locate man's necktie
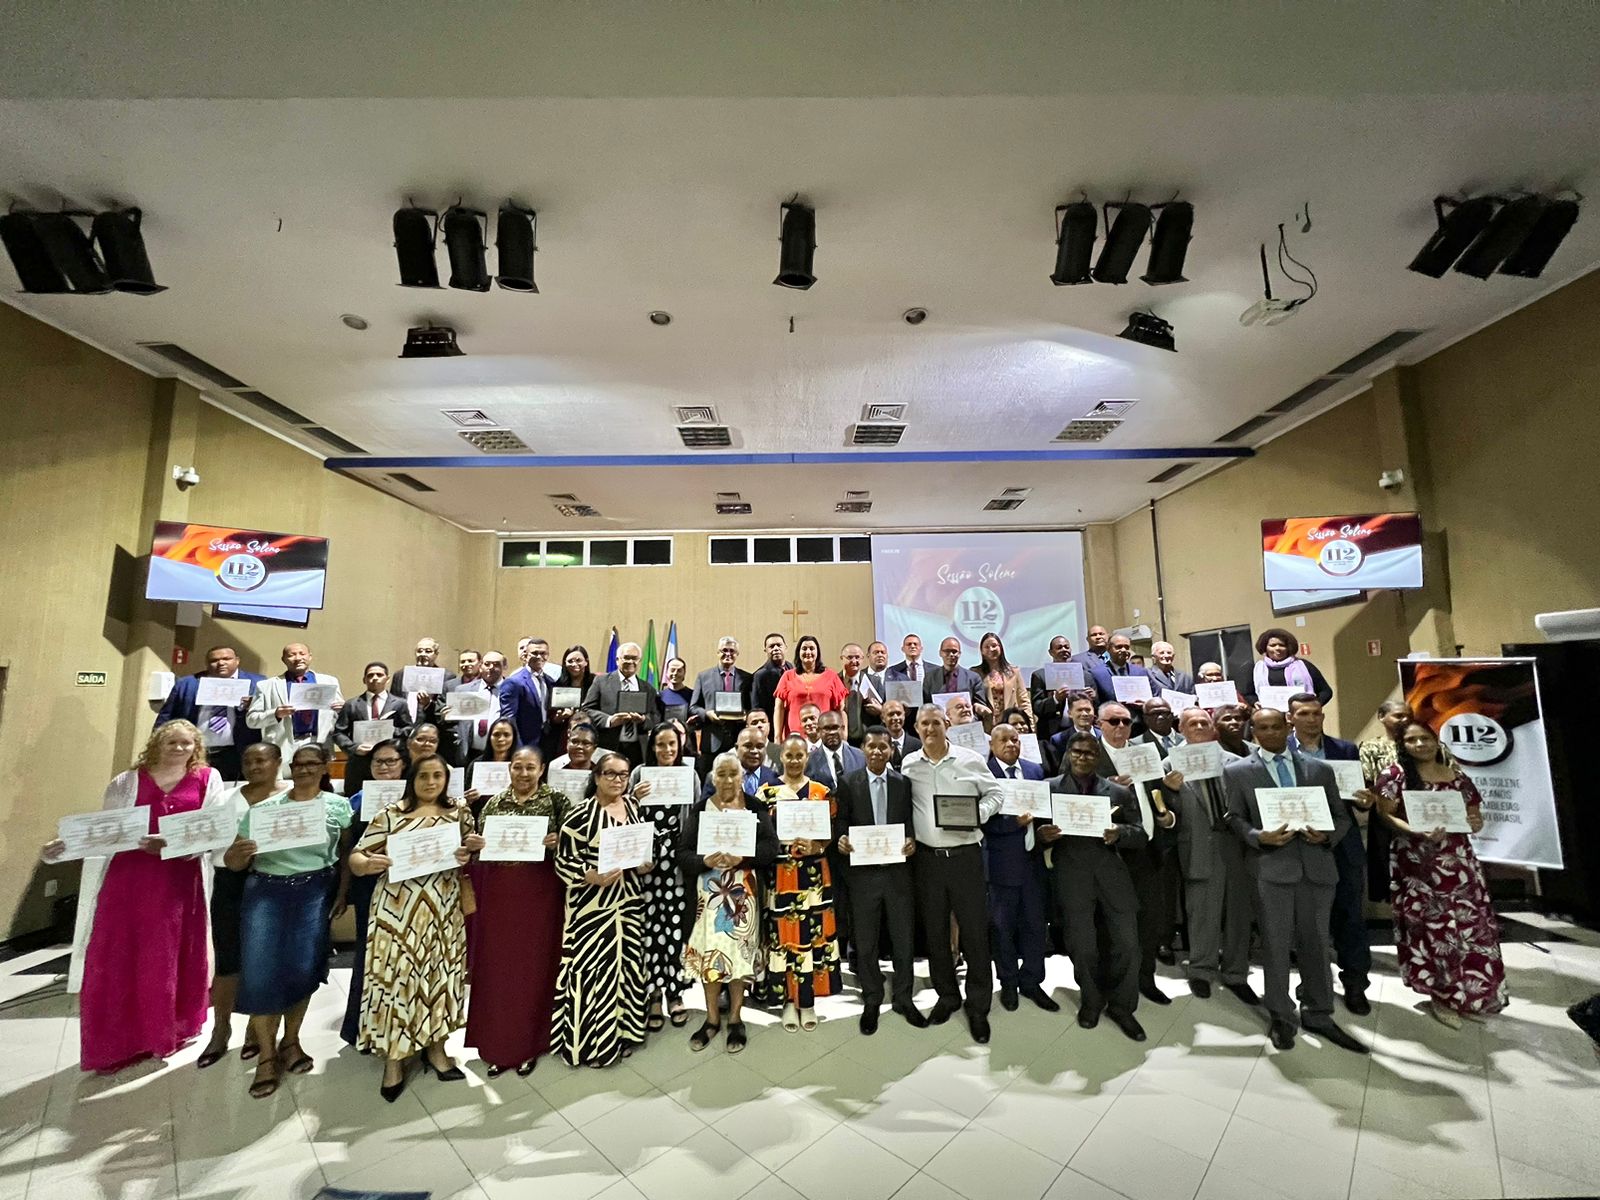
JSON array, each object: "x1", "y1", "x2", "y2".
[
  {"x1": 1272, "y1": 754, "x2": 1294, "y2": 788},
  {"x1": 744, "y1": 771, "x2": 758, "y2": 796},
  {"x1": 909, "y1": 663, "x2": 919, "y2": 682},
  {"x1": 872, "y1": 774, "x2": 886, "y2": 825},
  {"x1": 723, "y1": 670, "x2": 733, "y2": 691},
  {"x1": 206, "y1": 708, "x2": 229, "y2": 736},
  {"x1": 831, "y1": 750, "x2": 844, "y2": 786},
  {"x1": 1204, "y1": 778, "x2": 1228, "y2": 830}
]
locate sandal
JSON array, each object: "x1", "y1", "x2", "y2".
[
  {"x1": 668, "y1": 1005, "x2": 690, "y2": 1028},
  {"x1": 239, "y1": 1040, "x2": 261, "y2": 1062},
  {"x1": 248, "y1": 1058, "x2": 280, "y2": 1099},
  {"x1": 646, "y1": 1011, "x2": 667, "y2": 1033},
  {"x1": 800, "y1": 1007, "x2": 819, "y2": 1031},
  {"x1": 690, "y1": 1021, "x2": 722, "y2": 1051},
  {"x1": 726, "y1": 1022, "x2": 747, "y2": 1054},
  {"x1": 197, "y1": 1041, "x2": 229, "y2": 1070},
  {"x1": 782, "y1": 1003, "x2": 800, "y2": 1033},
  {"x1": 279, "y1": 1040, "x2": 314, "y2": 1075}
]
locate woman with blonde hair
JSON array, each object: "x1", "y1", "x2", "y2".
[{"x1": 41, "y1": 719, "x2": 226, "y2": 1072}]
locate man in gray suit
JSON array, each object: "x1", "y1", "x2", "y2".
[
  {"x1": 1223, "y1": 708, "x2": 1367, "y2": 1054},
  {"x1": 922, "y1": 637, "x2": 989, "y2": 720},
  {"x1": 1169, "y1": 708, "x2": 1257, "y2": 1005},
  {"x1": 689, "y1": 636, "x2": 753, "y2": 759},
  {"x1": 1146, "y1": 641, "x2": 1195, "y2": 697},
  {"x1": 580, "y1": 642, "x2": 661, "y2": 768}
]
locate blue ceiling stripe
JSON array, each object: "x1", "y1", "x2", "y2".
[{"x1": 325, "y1": 446, "x2": 1251, "y2": 471}]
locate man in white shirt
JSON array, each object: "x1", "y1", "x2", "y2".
[{"x1": 901, "y1": 704, "x2": 1003, "y2": 1044}]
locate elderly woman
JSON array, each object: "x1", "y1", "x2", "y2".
[
  {"x1": 630, "y1": 723, "x2": 699, "y2": 1031},
  {"x1": 43, "y1": 720, "x2": 226, "y2": 1072},
  {"x1": 1247, "y1": 628, "x2": 1333, "y2": 706},
  {"x1": 226, "y1": 743, "x2": 352, "y2": 1097},
  {"x1": 679, "y1": 753, "x2": 779, "y2": 1052}
]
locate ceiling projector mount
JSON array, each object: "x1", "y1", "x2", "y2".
[{"x1": 1241, "y1": 219, "x2": 1318, "y2": 327}]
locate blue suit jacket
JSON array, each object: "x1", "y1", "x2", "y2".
[
  {"x1": 1290, "y1": 732, "x2": 1359, "y2": 761},
  {"x1": 984, "y1": 754, "x2": 1046, "y2": 886},
  {"x1": 701, "y1": 763, "x2": 781, "y2": 802},
  {"x1": 498, "y1": 667, "x2": 546, "y2": 748},
  {"x1": 807, "y1": 743, "x2": 866, "y2": 790},
  {"x1": 1084, "y1": 659, "x2": 1151, "y2": 707},
  {"x1": 154, "y1": 671, "x2": 265, "y2": 747}
]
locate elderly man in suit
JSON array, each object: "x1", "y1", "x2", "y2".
[
  {"x1": 1223, "y1": 707, "x2": 1366, "y2": 1054},
  {"x1": 246, "y1": 642, "x2": 343, "y2": 776},
  {"x1": 923, "y1": 637, "x2": 988, "y2": 719},
  {"x1": 1146, "y1": 642, "x2": 1195, "y2": 698},
  {"x1": 858, "y1": 641, "x2": 892, "y2": 725},
  {"x1": 985, "y1": 723, "x2": 1058, "y2": 1013},
  {"x1": 333, "y1": 661, "x2": 413, "y2": 793},
  {"x1": 581, "y1": 641, "x2": 661, "y2": 767},
  {"x1": 1169, "y1": 708, "x2": 1259, "y2": 1004},
  {"x1": 690, "y1": 636, "x2": 754, "y2": 759},
  {"x1": 835, "y1": 728, "x2": 925, "y2": 1034},
  {"x1": 156, "y1": 644, "x2": 264, "y2": 781},
  {"x1": 807, "y1": 711, "x2": 867, "y2": 790}
]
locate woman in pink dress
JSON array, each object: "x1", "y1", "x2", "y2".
[
  {"x1": 1364, "y1": 719, "x2": 1508, "y2": 1028},
  {"x1": 772, "y1": 634, "x2": 848, "y2": 739},
  {"x1": 44, "y1": 720, "x2": 224, "y2": 1072}
]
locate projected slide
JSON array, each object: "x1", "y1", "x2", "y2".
[{"x1": 871, "y1": 532, "x2": 1086, "y2": 664}]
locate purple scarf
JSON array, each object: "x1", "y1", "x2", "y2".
[{"x1": 1254, "y1": 655, "x2": 1313, "y2": 696}]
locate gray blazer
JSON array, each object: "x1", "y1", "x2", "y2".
[
  {"x1": 580, "y1": 672, "x2": 662, "y2": 754},
  {"x1": 1172, "y1": 776, "x2": 1233, "y2": 880},
  {"x1": 1222, "y1": 750, "x2": 1350, "y2": 886},
  {"x1": 688, "y1": 665, "x2": 753, "y2": 757}
]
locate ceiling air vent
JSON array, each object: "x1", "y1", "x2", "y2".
[
  {"x1": 715, "y1": 491, "x2": 752, "y2": 515},
  {"x1": 984, "y1": 497, "x2": 1026, "y2": 511},
  {"x1": 862, "y1": 403, "x2": 906, "y2": 421},
  {"x1": 848, "y1": 421, "x2": 906, "y2": 446},
  {"x1": 1053, "y1": 418, "x2": 1121, "y2": 442},
  {"x1": 458, "y1": 428, "x2": 530, "y2": 453},
  {"x1": 137, "y1": 342, "x2": 247, "y2": 390},
  {"x1": 1088, "y1": 399, "x2": 1138, "y2": 417},
  {"x1": 230, "y1": 390, "x2": 311, "y2": 426},
  {"x1": 553, "y1": 503, "x2": 601, "y2": 519},
  {"x1": 675, "y1": 405, "x2": 720, "y2": 424},
  {"x1": 835, "y1": 500, "x2": 873, "y2": 514},
  {"x1": 1147, "y1": 463, "x2": 1194, "y2": 484},
  {"x1": 441, "y1": 408, "x2": 497, "y2": 427},
  {"x1": 1215, "y1": 414, "x2": 1278, "y2": 443},
  {"x1": 302, "y1": 427, "x2": 365, "y2": 455},
  {"x1": 1326, "y1": 329, "x2": 1426, "y2": 377},
  {"x1": 546, "y1": 492, "x2": 579, "y2": 502},
  {"x1": 1266, "y1": 376, "x2": 1341, "y2": 415},
  {"x1": 678, "y1": 424, "x2": 734, "y2": 448},
  {"x1": 387, "y1": 473, "x2": 436, "y2": 493}
]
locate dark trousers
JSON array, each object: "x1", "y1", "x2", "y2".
[
  {"x1": 1330, "y1": 826, "x2": 1372, "y2": 995},
  {"x1": 339, "y1": 873, "x2": 377, "y2": 1045},
  {"x1": 207, "y1": 744, "x2": 245, "y2": 783},
  {"x1": 989, "y1": 866, "x2": 1048, "y2": 990},
  {"x1": 1052, "y1": 852, "x2": 1140, "y2": 1017},
  {"x1": 1258, "y1": 875, "x2": 1336, "y2": 1029},
  {"x1": 848, "y1": 866, "x2": 916, "y2": 1010},
  {"x1": 829, "y1": 847, "x2": 853, "y2": 966},
  {"x1": 1124, "y1": 843, "x2": 1168, "y2": 986},
  {"x1": 914, "y1": 843, "x2": 992, "y2": 1017}
]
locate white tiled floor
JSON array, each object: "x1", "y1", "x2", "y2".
[{"x1": 3, "y1": 934, "x2": 1599, "y2": 1200}]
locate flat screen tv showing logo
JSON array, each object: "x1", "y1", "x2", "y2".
[
  {"x1": 147, "y1": 522, "x2": 329, "y2": 609},
  {"x1": 1261, "y1": 513, "x2": 1422, "y2": 592}
]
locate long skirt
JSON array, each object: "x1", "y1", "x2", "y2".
[
  {"x1": 1391, "y1": 834, "x2": 1508, "y2": 1014},
  {"x1": 359, "y1": 870, "x2": 468, "y2": 1059},
  {"x1": 238, "y1": 868, "x2": 336, "y2": 1016},
  {"x1": 465, "y1": 861, "x2": 565, "y2": 1067},
  {"x1": 210, "y1": 866, "x2": 248, "y2": 977},
  {"x1": 551, "y1": 888, "x2": 648, "y2": 1067},
  {"x1": 339, "y1": 872, "x2": 377, "y2": 1045}
]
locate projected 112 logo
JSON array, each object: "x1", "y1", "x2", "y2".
[{"x1": 953, "y1": 587, "x2": 1004, "y2": 643}]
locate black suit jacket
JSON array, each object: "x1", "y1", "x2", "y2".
[
  {"x1": 833, "y1": 767, "x2": 914, "y2": 875},
  {"x1": 1045, "y1": 773, "x2": 1148, "y2": 865},
  {"x1": 689, "y1": 666, "x2": 754, "y2": 758},
  {"x1": 333, "y1": 691, "x2": 413, "y2": 789}
]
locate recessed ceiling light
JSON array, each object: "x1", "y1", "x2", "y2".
[
  {"x1": 902, "y1": 307, "x2": 928, "y2": 325},
  {"x1": 340, "y1": 313, "x2": 369, "y2": 330},
  {"x1": 648, "y1": 310, "x2": 672, "y2": 326}
]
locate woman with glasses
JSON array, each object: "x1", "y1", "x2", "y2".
[
  {"x1": 348, "y1": 753, "x2": 484, "y2": 1100},
  {"x1": 336, "y1": 739, "x2": 407, "y2": 1047},
  {"x1": 405, "y1": 723, "x2": 442, "y2": 765},
  {"x1": 630, "y1": 723, "x2": 699, "y2": 1032},
  {"x1": 226, "y1": 743, "x2": 352, "y2": 1098},
  {"x1": 552, "y1": 751, "x2": 653, "y2": 1066},
  {"x1": 466, "y1": 745, "x2": 566, "y2": 1076},
  {"x1": 772, "y1": 634, "x2": 848, "y2": 741}
]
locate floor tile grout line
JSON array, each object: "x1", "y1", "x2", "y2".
[{"x1": 1337, "y1": 1011, "x2": 1376, "y2": 1200}]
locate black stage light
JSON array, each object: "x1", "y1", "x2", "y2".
[
  {"x1": 494, "y1": 203, "x2": 539, "y2": 293},
  {"x1": 1091, "y1": 202, "x2": 1153, "y2": 284},
  {"x1": 1454, "y1": 195, "x2": 1546, "y2": 279},
  {"x1": 443, "y1": 206, "x2": 490, "y2": 292},
  {"x1": 1141, "y1": 201, "x2": 1194, "y2": 284},
  {"x1": 773, "y1": 201, "x2": 817, "y2": 290},
  {"x1": 393, "y1": 207, "x2": 440, "y2": 288},
  {"x1": 92, "y1": 207, "x2": 166, "y2": 294},
  {"x1": 1407, "y1": 196, "x2": 1497, "y2": 278},
  {"x1": 1050, "y1": 201, "x2": 1096, "y2": 285},
  {"x1": 0, "y1": 212, "x2": 71, "y2": 293},
  {"x1": 1118, "y1": 311, "x2": 1176, "y2": 352},
  {"x1": 32, "y1": 212, "x2": 110, "y2": 293},
  {"x1": 400, "y1": 324, "x2": 464, "y2": 358},
  {"x1": 1498, "y1": 198, "x2": 1580, "y2": 278}
]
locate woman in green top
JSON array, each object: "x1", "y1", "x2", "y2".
[{"x1": 224, "y1": 743, "x2": 352, "y2": 1098}]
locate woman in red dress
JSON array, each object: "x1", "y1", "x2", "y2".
[
  {"x1": 1364, "y1": 720, "x2": 1508, "y2": 1028},
  {"x1": 772, "y1": 634, "x2": 848, "y2": 740}
]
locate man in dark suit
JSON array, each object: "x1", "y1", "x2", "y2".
[
  {"x1": 403, "y1": 636, "x2": 459, "y2": 690},
  {"x1": 886, "y1": 633, "x2": 929, "y2": 687},
  {"x1": 334, "y1": 661, "x2": 414, "y2": 792},
  {"x1": 581, "y1": 641, "x2": 661, "y2": 767},
  {"x1": 858, "y1": 641, "x2": 892, "y2": 726},
  {"x1": 749, "y1": 632, "x2": 790, "y2": 725},
  {"x1": 923, "y1": 637, "x2": 988, "y2": 719},
  {"x1": 1286, "y1": 693, "x2": 1372, "y2": 1016},
  {"x1": 154, "y1": 644, "x2": 263, "y2": 781},
  {"x1": 835, "y1": 728, "x2": 926, "y2": 1033},
  {"x1": 690, "y1": 636, "x2": 754, "y2": 759},
  {"x1": 1070, "y1": 625, "x2": 1113, "y2": 671},
  {"x1": 1147, "y1": 641, "x2": 1195, "y2": 698},
  {"x1": 1084, "y1": 634, "x2": 1153, "y2": 710},
  {"x1": 881, "y1": 701, "x2": 921, "y2": 768},
  {"x1": 1045, "y1": 694, "x2": 1098, "y2": 775},
  {"x1": 707, "y1": 726, "x2": 780, "y2": 801},
  {"x1": 838, "y1": 643, "x2": 869, "y2": 745},
  {"x1": 807, "y1": 712, "x2": 867, "y2": 790},
  {"x1": 1223, "y1": 707, "x2": 1366, "y2": 1053},
  {"x1": 498, "y1": 650, "x2": 547, "y2": 751},
  {"x1": 1041, "y1": 732, "x2": 1149, "y2": 1041},
  {"x1": 985, "y1": 724, "x2": 1058, "y2": 1013},
  {"x1": 436, "y1": 651, "x2": 498, "y2": 767},
  {"x1": 1028, "y1": 634, "x2": 1076, "y2": 742}
]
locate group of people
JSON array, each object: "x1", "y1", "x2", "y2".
[{"x1": 47, "y1": 621, "x2": 1508, "y2": 1097}]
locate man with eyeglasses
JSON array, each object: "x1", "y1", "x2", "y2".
[
  {"x1": 690, "y1": 637, "x2": 753, "y2": 758},
  {"x1": 581, "y1": 642, "x2": 661, "y2": 768},
  {"x1": 499, "y1": 634, "x2": 548, "y2": 752}
]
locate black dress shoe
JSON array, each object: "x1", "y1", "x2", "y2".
[
  {"x1": 1189, "y1": 978, "x2": 1212, "y2": 999},
  {"x1": 1227, "y1": 982, "x2": 1262, "y2": 1007},
  {"x1": 1343, "y1": 990, "x2": 1372, "y2": 1017},
  {"x1": 1000, "y1": 985, "x2": 1020, "y2": 1012},
  {"x1": 1109, "y1": 1011, "x2": 1147, "y2": 1042},
  {"x1": 1077, "y1": 1004, "x2": 1103, "y2": 1030},
  {"x1": 1022, "y1": 986, "x2": 1061, "y2": 1013},
  {"x1": 928, "y1": 1001, "x2": 959, "y2": 1026},
  {"x1": 1156, "y1": 945, "x2": 1176, "y2": 966},
  {"x1": 1305, "y1": 1020, "x2": 1370, "y2": 1055},
  {"x1": 895, "y1": 1004, "x2": 929, "y2": 1029},
  {"x1": 859, "y1": 1007, "x2": 880, "y2": 1036},
  {"x1": 1140, "y1": 981, "x2": 1172, "y2": 1006},
  {"x1": 968, "y1": 1012, "x2": 991, "y2": 1044},
  {"x1": 1269, "y1": 1020, "x2": 1297, "y2": 1051}
]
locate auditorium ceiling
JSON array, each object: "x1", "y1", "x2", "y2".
[{"x1": 2, "y1": 0, "x2": 1597, "y2": 532}]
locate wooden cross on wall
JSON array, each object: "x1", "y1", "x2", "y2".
[{"x1": 783, "y1": 599, "x2": 809, "y2": 643}]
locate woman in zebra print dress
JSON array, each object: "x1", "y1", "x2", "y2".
[{"x1": 552, "y1": 752, "x2": 652, "y2": 1067}]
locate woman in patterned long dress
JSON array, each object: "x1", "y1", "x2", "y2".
[
  {"x1": 349, "y1": 753, "x2": 484, "y2": 1100},
  {"x1": 1363, "y1": 720, "x2": 1507, "y2": 1028},
  {"x1": 552, "y1": 752, "x2": 652, "y2": 1067},
  {"x1": 630, "y1": 723, "x2": 698, "y2": 1032},
  {"x1": 751, "y1": 734, "x2": 840, "y2": 1031},
  {"x1": 678, "y1": 753, "x2": 779, "y2": 1053},
  {"x1": 465, "y1": 745, "x2": 566, "y2": 1076}
]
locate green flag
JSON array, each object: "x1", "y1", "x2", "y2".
[{"x1": 641, "y1": 619, "x2": 659, "y2": 689}]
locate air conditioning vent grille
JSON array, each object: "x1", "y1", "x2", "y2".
[
  {"x1": 984, "y1": 497, "x2": 1026, "y2": 511},
  {"x1": 678, "y1": 424, "x2": 733, "y2": 448},
  {"x1": 388, "y1": 472, "x2": 436, "y2": 493},
  {"x1": 458, "y1": 428, "x2": 531, "y2": 453},
  {"x1": 835, "y1": 500, "x2": 873, "y2": 514},
  {"x1": 230, "y1": 390, "x2": 311, "y2": 426},
  {"x1": 1215, "y1": 414, "x2": 1277, "y2": 443},
  {"x1": 715, "y1": 502, "x2": 753, "y2": 515},
  {"x1": 303, "y1": 427, "x2": 366, "y2": 455},
  {"x1": 675, "y1": 405, "x2": 720, "y2": 424},
  {"x1": 1147, "y1": 463, "x2": 1194, "y2": 484},
  {"x1": 862, "y1": 403, "x2": 906, "y2": 421},
  {"x1": 1327, "y1": 329, "x2": 1426, "y2": 377},
  {"x1": 1053, "y1": 418, "x2": 1121, "y2": 442},
  {"x1": 1267, "y1": 377, "x2": 1341, "y2": 414},
  {"x1": 848, "y1": 422, "x2": 905, "y2": 446},
  {"x1": 138, "y1": 342, "x2": 246, "y2": 390},
  {"x1": 554, "y1": 503, "x2": 601, "y2": 518},
  {"x1": 441, "y1": 408, "x2": 496, "y2": 427},
  {"x1": 1089, "y1": 399, "x2": 1137, "y2": 417}
]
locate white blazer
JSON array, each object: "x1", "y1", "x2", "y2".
[
  {"x1": 68, "y1": 766, "x2": 226, "y2": 993},
  {"x1": 246, "y1": 673, "x2": 343, "y2": 775}
]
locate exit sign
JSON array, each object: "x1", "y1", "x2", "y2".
[{"x1": 76, "y1": 671, "x2": 108, "y2": 687}]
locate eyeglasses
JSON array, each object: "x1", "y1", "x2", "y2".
[
  {"x1": 372, "y1": 756, "x2": 403, "y2": 766},
  {"x1": 1101, "y1": 717, "x2": 1132, "y2": 727},
  {"x1": 598, "y1": 769, "x2": 631, "y2": 780}
]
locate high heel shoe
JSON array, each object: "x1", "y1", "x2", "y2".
[
  {"x1": 380, "y1": 1063, "x2": 408, "y2": 1103},
  {"x1": 421, "y1": 1055, "x2": 466, "y2": 1082}
]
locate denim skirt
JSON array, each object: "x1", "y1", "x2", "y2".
[{"x1": 237, "y1": 867, "x2": 335, "y2": 1016}]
